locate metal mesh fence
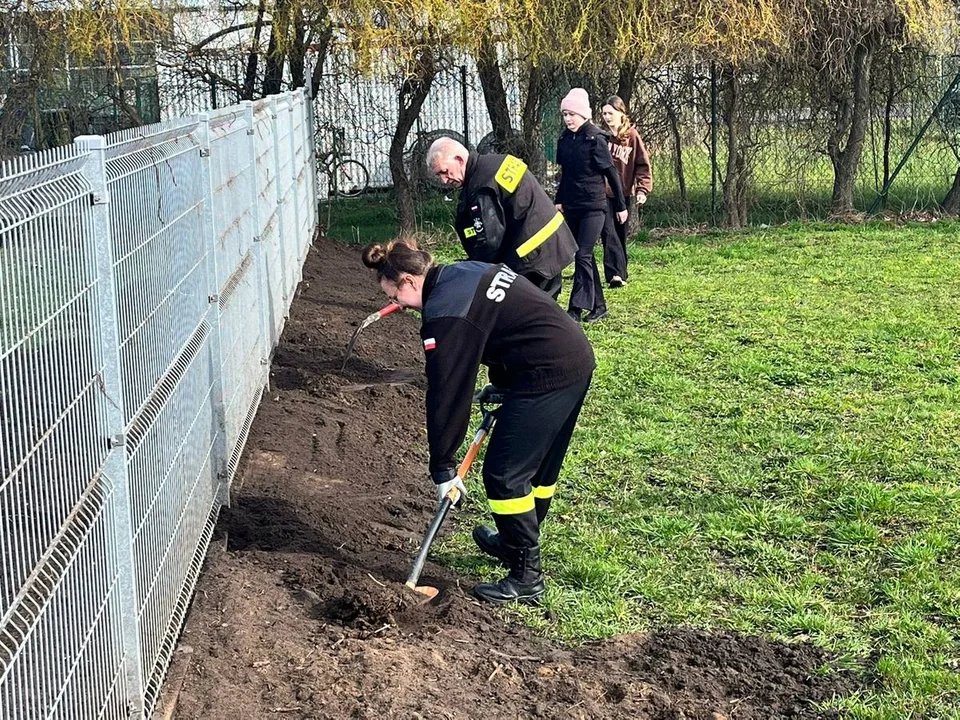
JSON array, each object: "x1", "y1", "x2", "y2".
[
  {"x1": 625, "y1": 57, "x2": 960, "y2": 223},
  {"x1": 310, "y1": 52, "x2": 503, "y2": 194},
  {"x1": 156, "y1": 45, "x2": 960, "y2": 224},
  {"x1": 0, "y1": 88, "x2": 316, "y2": 719}
]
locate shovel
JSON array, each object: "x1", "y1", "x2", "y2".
[
  {"x1": 405, "y1": 406, "x2": 498, "y2": 601},
  {"x1": 340, "y1": 302, "x2": 401, "y2": 371}
]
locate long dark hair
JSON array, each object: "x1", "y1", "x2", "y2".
[
  {"x1": 361, "y1": 236, "x2": 433, "y2": 282},
  {"x1": 603, "y1": 95, "x2": 632, "y2": 143}
]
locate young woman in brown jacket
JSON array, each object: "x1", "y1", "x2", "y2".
[{"x1": 600, "y1": 95, "x2": 653, "y2": 287}]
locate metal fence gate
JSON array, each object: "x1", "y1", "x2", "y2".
[{"x1": 0, "y1": 88, "x2": 317, "y2": 719}]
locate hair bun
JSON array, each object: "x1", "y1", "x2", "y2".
[{"x1": 362, "y1": 243, "x2": 387, "y2": 269}]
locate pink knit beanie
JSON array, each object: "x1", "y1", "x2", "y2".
[{"x1": 560, "y1": 88, "x2": 591, "y2": 120}]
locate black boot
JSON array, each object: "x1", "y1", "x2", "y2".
[
  {"x1": 584, "y1": 306, "x2": 609, "y2": 323},
  {"x1": 473, "y1": 545, "x2": 545, "y2": 605},
  {"x1": 473, "y1": 525, "x2": 510, "y2": 567}
]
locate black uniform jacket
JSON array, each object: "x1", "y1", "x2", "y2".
[
  {"x1": 555, "y1": 122, "x2": 627, "y2": 215},
  {"x1": 455, "y1": 153, "x2": 576, "y2": 279},
  {"x1": 420, "y1": 261, "x2": 595, "y2": 484}
]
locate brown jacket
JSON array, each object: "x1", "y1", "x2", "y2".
[{"x1": 606, "y1": 125, "x2": 652, "y2": 197}]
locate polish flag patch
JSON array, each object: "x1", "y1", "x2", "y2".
[{"x1": 423, "y1": 338, "x2": 437, "y2": 351}]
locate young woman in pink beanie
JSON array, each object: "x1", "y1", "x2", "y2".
[{"x1": 555, "y1": 88, "x2": 627, "y2": 323}]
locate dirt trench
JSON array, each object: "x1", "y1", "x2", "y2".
[{"x1": 169, "y1": 237, "x2": 858, "y2": 720}]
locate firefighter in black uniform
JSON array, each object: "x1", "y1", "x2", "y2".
[
  {"x1": 361, "y1": 238, "x2": 595, "y2": 605},
  {"x1": 427, "y1": 137, "x2": 577, "y2": 300}
]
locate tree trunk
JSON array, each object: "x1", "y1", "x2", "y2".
[
  {"x1": 112, "y1": 65, "x2": 145, "y2": 129},
  {"x1": 0, "y1": 78, "x2": 40, "y2": 155},
  {"x1": 390, "y1": 51, "x2": 436, "y2": 233},
  {"x1": 474, "y1": 36, "x2": 522, "y2": 155},
  {"x1": 829, "y1": 40, "x2": 874, "y2": 215},
  {"x1": 720, "y1": 69, "x2": 747, "y2": 227},
  {"x1": 940, "y1": 166, "x2": 960, "y2": 215},
  {"x1": 262, "y1": 2, "x2": 288, "y2": 97},
  {"x1": 647, "y1": 76, "x2": 686, "y2": 204},
  {"x1": 308, "y1": 16, "x2": 334, "y2": 99},
  {"x1": 882, "y1": 57, "x2": 895, "y2": 190},
  {"x1": 616, "y1": 60, "x2": 639, "y2": 108},
  {"x1": 242, "y1": 0, "x2": 268, "y2": 100},
  {"x1": 288, "y1": 10, "x2": 307, "y2": 90},
  {"x1": 520, "y1": 60, "x2": 550, "y2": 179},
  {"x1": 667, "y1": 103, "x2": 686, "y2": 205},
  {"x1": 0, "y1": 19, "x2": 51, "y2": 154}
]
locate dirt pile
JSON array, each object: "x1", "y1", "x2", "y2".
[{"x1": 171, "y1": 238, "x2": 857, "y2": 719}]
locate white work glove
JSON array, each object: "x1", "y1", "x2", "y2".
[
  {"x1": 636, "y1": 191, "x2": 648, "y2": 205},
  {"x1": 436, "y1": 476, "x2": 467, "y2": 508}
]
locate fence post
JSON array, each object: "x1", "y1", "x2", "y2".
[
  {"x1": 287, "y1": 93, "x2": 304, "y2": 279},
  {"x1": 244, "y1": 100, "x2": 272, "y2": 388},
  {"x1": 197, "y1": 114, "x2": 230, "y2": 507},
  {"x1": 75, "y1": 134, "x2": 146, "y2": 720},
  {"x1": 270, "y1": 95, "x2": 292, "y2": 317},
  {"x1": 461, "y1": 65, "x2": 469, "y2": 147},
  {"x1": 304, "y1": 54, "x2": 321, "y2": 217},
  {"x1": 710, "y1": 62, "x2": 718, "y2": 223}
]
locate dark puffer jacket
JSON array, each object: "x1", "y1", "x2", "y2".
[
  {"x1": 555, "y1": 122, "x2": 626, "y2": 215},
  {"x1": 455, "y1": 153, "x2": 576, "y2": 280}
]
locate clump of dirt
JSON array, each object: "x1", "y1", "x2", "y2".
[{"x1": 170, "y1": 237, "x2": 860, "y2": 720}]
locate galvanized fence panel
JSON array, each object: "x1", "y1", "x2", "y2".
[
  {"x1": 102, "y1": 118, "x2": 221, "y2": 709},
  {"x1": 252, "y1": 99, "x2": 288, "y2": 349},
  {"x1": 207, "y1": 106, "x2": 268, "y2": 481},
  {"x1": 0, "y1": 146, "x2": 138, "y2": 720},
  {"x1": 293, "y1": 94, "x2": 316, "y2": 259},
  {"x1": 0, "y1": 89, "x2": 317, "y2": 720}
]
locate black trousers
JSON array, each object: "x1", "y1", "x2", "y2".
[
  {"x1": 566, "y1": 211, "x2": 606, "y2": 313},
  {"x1": 482, "y1": 376, "x2": 591, "y2": 550},
  {"x1": 523, "y1": 271, "x2": 562, "y2": 301},
  {"x1": 601, "y1": 196, "x2": 632, "y2": 282}
]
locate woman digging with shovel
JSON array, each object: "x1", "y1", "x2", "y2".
[{"x1": 362, "y1": 238, "x2": 595, "y2": 605}]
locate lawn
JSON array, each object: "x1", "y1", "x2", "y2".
[{"x1": 329, "y1": 210, "x2": 960, "y2": 718}]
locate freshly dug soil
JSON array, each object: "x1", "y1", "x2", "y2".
[{"x1": 171, "y1": 237, "x2": 858, "y2": 719}]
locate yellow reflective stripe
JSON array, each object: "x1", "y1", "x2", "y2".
[
  {"x1": 533, "y1": 485, "x2": 556, "y2": 499},
  {"x1": 516, "y1": 212, "x2": 564, "y2": 257},
  {"x1": 488, "y1": 492, "x2": 535, "y2": 515}
]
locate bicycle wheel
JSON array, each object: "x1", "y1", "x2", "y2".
[
  {"x1": 332, "y1": 159, "x2": 369, "y2": 197},
  {"x1": 477, "y1": 129, "x2": 522, "y2": 155},
  {"x1": 405, "y1": 129, "x2": 468, "y2": 193}
]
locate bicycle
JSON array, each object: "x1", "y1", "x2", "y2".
[{"x1": 316, "y1": 125, "x2": 369, "y2": 197}]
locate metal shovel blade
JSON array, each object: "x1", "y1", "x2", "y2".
[
  {"x1": 340, "y1": 303, "x2": 401, "y2": 372},
  {"x1": 404, "y1": 580, "x2": 439, "y2": 603}
]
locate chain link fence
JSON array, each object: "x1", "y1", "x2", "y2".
[
  {"x1": 155, "y1": 46, "x2": 960, "y2": 226},
  {"x1": 624, "y1": 56, "x2": 960, "y2": 224},
  {"x1": 0, "y1": 88, "x2": 316, "y2": 720}
]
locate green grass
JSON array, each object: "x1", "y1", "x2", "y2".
[
  {"x1": 321, "y1": 190, "x2": 456, "y2": 245},
  {"x1": 420, "y1": 221, "x2": 960, "y2": 719}
]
